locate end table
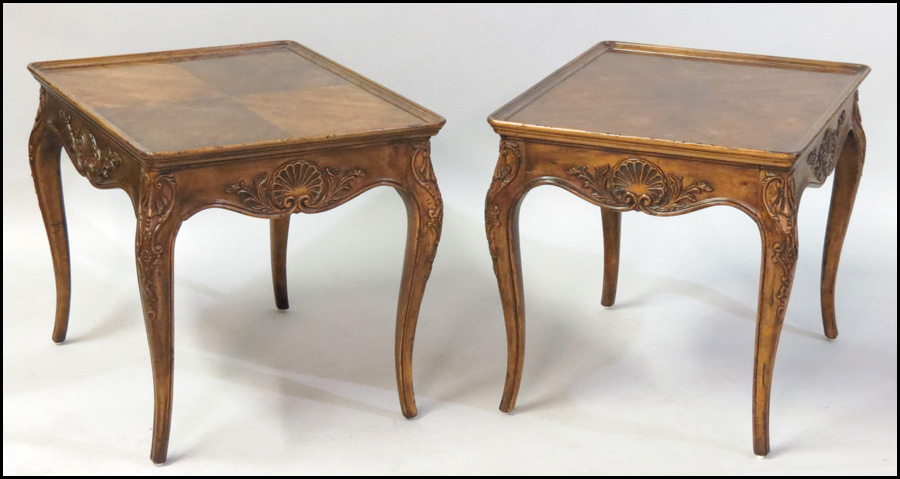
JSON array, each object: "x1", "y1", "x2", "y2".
[
  {"x1": 28, "y1": 41, "x2": 445, "y2": 463},
  {"x1": 485, "y1": 41, "x2": 869, "y2": 456}
]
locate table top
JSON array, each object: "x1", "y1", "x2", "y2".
[
  {"x1": 29, "y1": 41, "x2": 444, "y2": 161},
  {"x1": 489, "y1": 41, "x2": 868, "y2": 165}
]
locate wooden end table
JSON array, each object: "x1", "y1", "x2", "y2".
[
  {"x1": 28, "y1": 41, "x2": 445, "y2": 463},
  {"x1": 484, "y1": 41, "x2": 869, "y2": 456}
]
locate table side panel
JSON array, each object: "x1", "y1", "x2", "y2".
[
  {"x1": 795, "y1": 93, "x2": 857, "y2": 188},
  {"x1": 516, "y1": 139, "x2": 763, "y2": 216},
  {"x1": 163, "y1": 141, "x2": 428, "y2": 220},
  {"x1": 39, "y1": 90, "x2": 144, "y2": 200}
]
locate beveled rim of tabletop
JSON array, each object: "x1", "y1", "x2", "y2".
[
  {"x1": 28, "y1": 41, "x2": 446, "y2": 165},
  {"x1": 488, "y1": 41, "x2": 870, "y2": 167}
]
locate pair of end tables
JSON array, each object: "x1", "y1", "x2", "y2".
[{"x1": 27, "y1": 41, "x2": 869, "y2": 463}]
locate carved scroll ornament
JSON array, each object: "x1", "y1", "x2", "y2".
[
  {"x1": 136, "y1": 173, "x2": 176, "y2": 322},
  {"x1": 411, "y1": 144, "x2": 443, "y2": 264},
  {"x1": 806, "y1": 110, "x2": 846, "y2": 182},
  {"x1": 761, "y1": 172, "x2": 798, "y2": 325},
  {"x1": 58, "y1": 110, "x2": 122, "y2": 182},
  {"x1": 485, "y1": 140, "x2": 522, "y2": 276}
]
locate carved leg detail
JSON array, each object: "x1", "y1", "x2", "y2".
[
  {"x1": 821, "y1": 102, "x2": 866, "y2": 339},
  {"x1": 600, "y1": 209, "x2": 621, "y2": 307},
  {"x1": 486, "y1": 140, "x2": 526, "y2": 412},
  {"x1": 30, "y1": 92, "x2": 70, "y2": 343},
  {"x1": 135, "y1": 172, "x2": 179, "y2": 464},
  {"x1": 753, "y1": 173, "x2": 799, "y2": 457},
  {"x1": 270, "y1": 216, "x2": 290, "y2": 310},
  {"x1": 394, "y1": 144, "x2": 442, "y2": 418}
]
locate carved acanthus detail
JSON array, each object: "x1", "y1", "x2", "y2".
[
  {"x1": 491, "y1": 140, "x2": 522, "y2": 190},
  {"x1": 225, "y1": 160, "x2": 366, "y2": 215},
  {"x1": 761, "y1": 172, "x2": 798, "y2": 325},
  {"x1": 485, "y1": 140, "x2": 522, "y2": 276},
  {"x1": 136, "y1": 173, "x2": 176, "y2": 323},
  {"x1": 806, "y1": 110, "x2": 846, "y2": 182},
  {"x1": 567, "y1": 157, "x2": 713, "y2": 213},
  {"x1": 58, "y1": 109, "x2": 122, "y2": 182},
  {"x1": 411, "y1": 144, "x2": 443, "y2": 264}
]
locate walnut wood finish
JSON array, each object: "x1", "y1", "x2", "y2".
[
  {"x1": 28, "y1": 41, "x2": 444, "y2": 464},
  {"x1": 485, "y1": 41, "x2": 869, "y2": 456}
]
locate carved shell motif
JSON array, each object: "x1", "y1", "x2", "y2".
[
  {"x1": 612, "y1": 159, "x2": 667, "y2": 206},
  {"x1": 271, "y1": 161, "x2": 325, "y2": 209},
  {"x1": 226, "y1": 160, "x2": 366, "y2": 215},
  {"x1": 567, "y1": 157, "x2": 712, "y2": 213}
]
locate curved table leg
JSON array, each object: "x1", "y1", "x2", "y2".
[
  {"x1": 485, "y1": 140, "x2": 528, "y2": 413},
  {"x1": 393, "y1": 144, "x2": 442, "y2": 418},
  {"x1": 487, "y1": 191, "x2": 527, "y2": 413},
  {"x1": 29, "y1": 98, "x2": 70, "y2": 344},
  {"x1": 135, "y1": 172, "x2": 180, "y2": 464},
  {"x1": 753, "y1": 173, "x2": 800, "y2": 457},
  {"x1": 821, "y1": 102, "x2": 866, "y2": 339},
  {"x1": 270, "y1": 216, "x2": 291, "y2": 310},
  {"x1": 600, "y1": 209, "x2": 621, "y2": 307}
]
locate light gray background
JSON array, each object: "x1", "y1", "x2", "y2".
[{"x1": 3, "y1": 3, "x2": 897, "y2": 475}]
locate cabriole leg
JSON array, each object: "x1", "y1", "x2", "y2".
[
  {"x1": 393, "y1": 144, "x2": 442, "y2": 418},
  {"x1": 29, "y1": 91, "x2": 70, "y2": 343},
  {"x1": 135, "y1": 172, "x2": 180, "y2": 464},
  {"x1": 485, "y1": 140, "x2": 527, "y2": 412},
  {"x1": 753, "y1": 172, "x2": 800, "y2": 456},
  {"x1": 821, "y1": 101, "x2": 866, "y2": 339}
]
